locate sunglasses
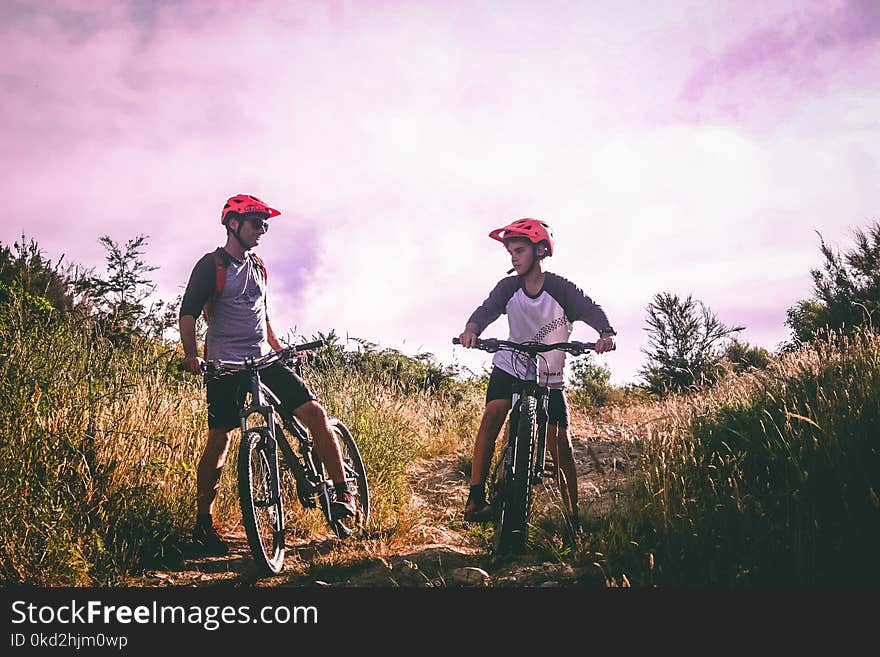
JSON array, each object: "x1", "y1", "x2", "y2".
[{"x1": 245, "y1": 217, "x2": 269, "y2": 232}]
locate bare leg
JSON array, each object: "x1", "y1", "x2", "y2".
[
  {"x1": 470, "y1": 399, "x2": 512, "y2": 486},
  {"x1": 196, "y1": 428, "x2": 233, "y2": 515},
  {"x1": 294, "y1": 400, "x2": 346, "y2": 484},
  {"x1": 546, "y1": 423, "x2": 579, "y2": 520}
]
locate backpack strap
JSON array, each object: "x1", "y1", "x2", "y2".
[
  {"x1": 202, "y1": 248, "x2": 234, "y2": 360},
  {"x1": 203, "y1": 248, "x2": 233, "y2": 325},
  {"x1": 249, "y1": 252, "x2": 267, "y2": 284},
  {"x1": 214, "y1": 249, "x2": 229, "y2": 296}
]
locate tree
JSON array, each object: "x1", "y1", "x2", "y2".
[
  {"x1": 305, "y1": 330, "x2": 460, "y2": 393},
  {"x1": 0, "y1": 235, "x2": 76, "y2": 315},
  {"x1": 786, "y1": 220, "x2": 880, "y2": 344},
  {"x1": 640, "y1": 292, "x2": 744, "y2": 397},
  {"x1": 142, "y1": 295, "x2": 182, "y2": 343},
  {"x1": 569, "y1": 354, "x2": 612, "y2": 406},
  {"x1": 723, "y1": 338, "x2": 771, "y2": 374},
  {"x1": 75, "y1": 234, "x2": 159, "y2": 340}
]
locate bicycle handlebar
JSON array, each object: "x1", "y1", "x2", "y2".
[
  {"x1": 179, "y1": 339, "x2": 326, "y2": 374},
  {"x1": 452, "y1": 337, "x2": 605, "y2": 355}
]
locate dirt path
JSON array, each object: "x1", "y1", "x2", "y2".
[{"x1": 126, "y1": 413, "x2": 641, "y2": 588}]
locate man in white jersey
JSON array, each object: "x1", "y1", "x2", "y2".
[{"x1": 457, "y1": 218, "x2": 616, "y2": 532}]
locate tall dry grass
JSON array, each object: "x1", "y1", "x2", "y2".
[
  {"x1": 583, "y1": 328, "x2": 880, "y2": 586},
  {"x1": 10, "y1": 283, "x2": 876, "y2": 587},
  {"x1": 0, "y1": 303, "x2": 198, "y2": 584},
  {"x1": 0, "y1": 294, "x2": 482, "y2": 584}
]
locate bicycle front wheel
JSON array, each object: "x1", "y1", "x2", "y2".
[
  {"x1": 238, "y1": 427, "x2": 286, "y2": 574},
  {"x1": 494, "y1": 395, "x2": 536, "y2": 554}
]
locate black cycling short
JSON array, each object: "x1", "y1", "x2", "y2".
[
  {"x1": 205, "y1": 361, "x2": 316, "y2": 431},
  {"x1": 485, "y1": 366, "x2": 569, "y2": 428}
]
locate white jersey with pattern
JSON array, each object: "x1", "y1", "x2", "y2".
[{"x1": 467, "y1": 272, "x2": 613, "y2": 388}]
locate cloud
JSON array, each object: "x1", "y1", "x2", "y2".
[
  {"x1": 677, "y1": 0, "x2": 880, "y2": 124},
  {"x1": 1, "y1": 1, "x2": 878, "y2": 387}
]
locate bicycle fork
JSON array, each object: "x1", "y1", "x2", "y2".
[
  {"x1": 532, "y1": 392, "x2": 549, "y2": 485},
  {"x1": 510, "y1": 389, "x2": 550, "y2": 486},
  {"x1": 506, "y1": 392, "x2": 522, "y2": 479},
  {"x1": 250, "y1": 415, "x2": 284, "y2": 511},
  {"x1": 242, "y1": 378, "x2": 284, "y2": 515},
  {"x1": 506, "y1": 393, "x2": 534, "y2": 481}
]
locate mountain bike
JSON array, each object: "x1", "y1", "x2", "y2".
[
  {"x1": 199, "y1": 340, "x2": 370, "y2": 575},
  {"x1": 453, "y1": 337, "x2": 598, "y2": 554}
]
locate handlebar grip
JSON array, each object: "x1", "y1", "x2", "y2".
[
  {"x1": 294, "y1": 339, "x2": 325, "y2": 352},
  {"x1": 452, "y1": 336, "x2": 500, "y2": 351}
]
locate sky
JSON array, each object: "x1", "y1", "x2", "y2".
[{"x1": 2, "y1": 0, "x2": 878, "y2": 385}]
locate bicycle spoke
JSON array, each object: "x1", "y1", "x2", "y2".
[{"x1": 239, "y1": 428, "x2": 286, "y2": 575}]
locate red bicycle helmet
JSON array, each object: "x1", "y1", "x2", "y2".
[
  {"x1": 220, "y1": 194, "x2": 281, "y2": 225},
  {"x1": 489, "y1": 218, "x2": 554, "y2": 256}
]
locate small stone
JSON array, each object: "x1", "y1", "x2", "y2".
[{"x1": 450, "y1": 567, "x2": 491, "y2": 586}]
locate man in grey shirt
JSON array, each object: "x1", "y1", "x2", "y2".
[{"x1": 179, "y1": 194, "x2": 355, "y2": 554}]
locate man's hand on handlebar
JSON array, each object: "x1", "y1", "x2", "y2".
[
  {"x1": 181, "y1": 354, "x2": 204, "y2": 375},
  {"x1": 287, "y1": 350, "x2": 312, "y2": 366}
]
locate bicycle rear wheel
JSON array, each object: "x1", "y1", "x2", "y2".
[
  {"x1": 316, "y1": 419, "x2": 370, "y2": 539},
  {"x1": 494, "y1": 395, "x2": 536, "y2": 554},
  {"x1": 238, "y1": 427, "x2": 286, "y2": 574}
]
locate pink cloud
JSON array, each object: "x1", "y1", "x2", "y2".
[{"x1": 676, "y1": 0, "x2": 880, "y2": 124}]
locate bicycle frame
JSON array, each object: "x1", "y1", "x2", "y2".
[
  {"x1": 231, "y1": 352, "x2": 336, "y2": 516},
  {"x1": 256, "y1": 381, "x2": 335, "y2": 513}
]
